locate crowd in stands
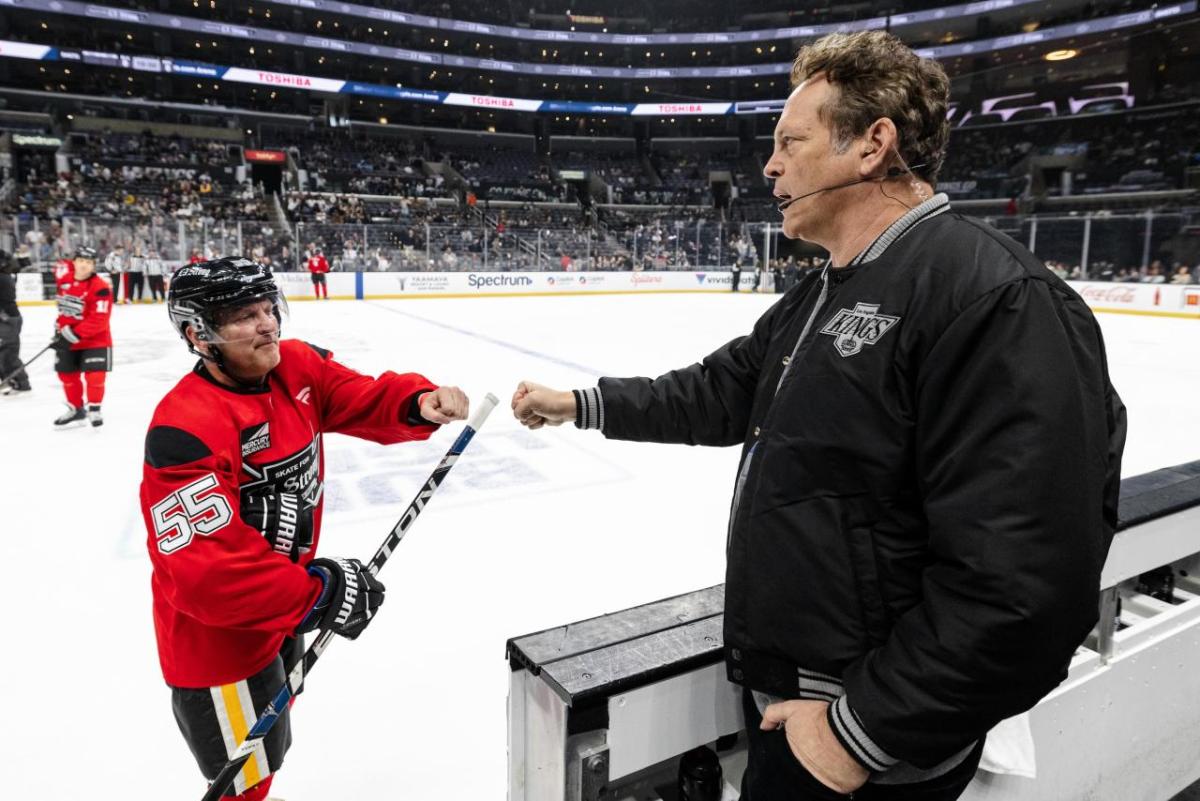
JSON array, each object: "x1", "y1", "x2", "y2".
[
  {"x1": 938, "y1": 101, "x2": 1200, "y2": 199},
  {"x1": 266, "y1": 131, "x2": 455, "y2": 199},
  {"x1": 5, "y1": 169, "x2": 269, "y2": 224},
  {"x1": 5, "y1": 107, "x2": 1199, "y2": 276},
  {"x1": 450, "y1": 146, "x2": 564, "y2": 203},
  {"x1": 650, "y1": 151, "x2": 734, "y2": 206},
  {"x1": 72, "y1": 131, "x2": 230, "y2": 169},
  {"x1": 1045, "y1": 259, "x2": 1200, "y2": 283}
]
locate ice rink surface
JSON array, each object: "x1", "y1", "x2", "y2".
[{"x1": 1, "y1": 292, "x2": 1195, "y2": 800}]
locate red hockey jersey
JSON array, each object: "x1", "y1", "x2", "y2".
[
  {"x1": 55, "y1": 272, "x2": 113, "y2": 349},
  {"x1": 306, "y1": 254, "x2": 330, "y2": 274},
  {"x1": 141, "y1": 340, "x2": 438, "y2": 687},
  {"x1": 53, "y1": 259, "x2": 73, "y2": 287}
]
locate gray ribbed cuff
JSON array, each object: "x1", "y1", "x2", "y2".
[
  {"x1": 828, "y1": 694, "x2": 900, "y2": 773},
  {"x1": 572, "y1": 386, "x2": 605, "y2": 431}
]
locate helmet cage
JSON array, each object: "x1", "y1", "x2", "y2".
[{"x1": 166, "y1": 257, "x2": 287, "y2": 357}]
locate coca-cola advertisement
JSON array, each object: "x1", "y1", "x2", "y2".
[{"x1": 1078, "y1": 285, "x2": 1139, "y2": 305}]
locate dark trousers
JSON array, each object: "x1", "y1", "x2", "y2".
[
  {"x1": 0, "y1": 315, "x2": 29, "y2": 388},
  {"x1": 740, "y1": 690, "x2": 983, "y2": 801},
  {"x1": 111, "y1": 272, "x2": 123, "y2": 301},
  {"x1": 126, "y1": 271, "x2": 145, "y2": 301},
  {"x1": 148, "y1": 275, "x2": 165, "y2": 301}
]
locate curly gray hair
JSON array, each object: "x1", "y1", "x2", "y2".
[{"x1": 791, "y1": 30, "x2": 951, "y2": 184}]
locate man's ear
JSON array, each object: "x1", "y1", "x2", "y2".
[
  {"x1": 184, "y1": 325, "x2": 209, "y2": 355},
  {"x1": 859, "y1": 117, "x2": 897, "y2": 178}
]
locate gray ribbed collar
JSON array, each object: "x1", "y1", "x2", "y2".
[{"x1": 846, "y1": 192, "x2": 951, "y2": 267}]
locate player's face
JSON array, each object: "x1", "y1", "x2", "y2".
[
  {"x1": 74, "y1": 258, "x2": 95, "y2": 278},
  {"x1": 764, "y1": 75, "x2": 861, "y2": 240},
  {"x1": 212, "y1": 299, "x2": 281, "y2": 379}
]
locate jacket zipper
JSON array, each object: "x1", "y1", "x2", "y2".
[
  {"x1": 728, "y1": 267, "x2": 833, "y2": 554},
  {"x1": 775, "y1": 265, "x2": 830, "y2": 395},
  {"x1": 727, "y1": 441, "x2": 758, "y2": 554}
]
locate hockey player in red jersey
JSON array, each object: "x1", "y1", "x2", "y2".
[
  {"x1": 51, "y1": 245, "x2": 112, "y2": 427},
  {"x1": 142, "y1": 257, "x2": 469, "y2": 800},
  {"x1": 306, "y1": 248, "x2": 330, "y2": 300},
  {"x1": 53, "y1": 256, "x2": 74, "y2": 288}
]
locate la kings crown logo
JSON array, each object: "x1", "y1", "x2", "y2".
[{"x1": 820, "y1": 302, "x2": 900, "y2": 358}]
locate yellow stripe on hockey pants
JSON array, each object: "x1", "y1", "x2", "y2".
[{"x1": 211, "y1": 680, "x2": 269, "y2": 794}]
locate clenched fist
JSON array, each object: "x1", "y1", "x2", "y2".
[
  {"x1": 511, "y1": 381, "x2": 576, "y2": 430},
  {"x1": 419, "y1": 386, "x2": 470, "y2": 424}
]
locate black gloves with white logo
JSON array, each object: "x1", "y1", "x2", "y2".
[
  {"x1": 50, "y1": 328, "x2": 77, "y2": 352},
  {"x1": 242, "y1": 491, "x2": 314, "y2": 562},
  {"x1": 297, "y1": 557, "x2": 386, "y2": 640}
]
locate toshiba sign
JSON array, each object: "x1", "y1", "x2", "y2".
[
  {"x1": 221, "y1": 67, "x2": 346, "y2": 93},
  {"x1": 244, "y1": 150, "x2": 287, "y2": 164},
  {"x1": 630, "y1": 102, "x2": 733, "y2": 116}
]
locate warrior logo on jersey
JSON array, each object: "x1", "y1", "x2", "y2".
[
  {"x1": 819, "y1": 303, "x2": 900, "y2": 358},
  {"x1": 57, "y1": 293, "x2": 86, "y2": 318},
  {"x1": 241, "y1": 437, "x2": 323, "y2": 509},
  {"x1": 240, "y1": 422, "x2": 272, "y2": 457}
]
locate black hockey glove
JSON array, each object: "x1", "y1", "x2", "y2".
[
  {"x1": 297, "y1": 557, "x2": 385, "y2": 640},
  {"x1": 50, "y1": 329, "x2": 76, "y2": 352},
  {"x1": 241, "y1": 490, "x2": 314, "y2": 562}
]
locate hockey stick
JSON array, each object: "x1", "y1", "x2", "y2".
[
  {"x1": 0, "y1": 343, "x2": 51, "y2": 389},
  {"x1": 200, "y1": 392, "x2": 500, "y2": 801}
]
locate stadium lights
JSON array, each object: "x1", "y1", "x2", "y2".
[
  {"x1": 1045, "y1": 49, "x2": 1079, "y2": 60},
  {"x1": 379, "y1": 116, "x2": 388, "y2": 124}
]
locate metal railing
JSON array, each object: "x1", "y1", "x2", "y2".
[{"x1": 3, "y1": 208, "x2": 1194, "y2": 277}]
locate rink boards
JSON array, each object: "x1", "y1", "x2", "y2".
[{"x1": 16, "y1": 271, "x2": 1200, "y2": 318}]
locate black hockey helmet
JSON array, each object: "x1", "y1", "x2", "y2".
[
  {"x1": 74, "y1": 245, "x2": 98, "y2": 261},
  {"x1": 167, "y1": 257, "x2": 287, "y2": 358}
]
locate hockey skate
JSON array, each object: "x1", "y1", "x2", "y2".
[
  {"x1": 53, "y1": 405, "x2": 86, "y2": 428},
  {"x1": 87, "y1": 405, "x2": 103, "y2": 427}
]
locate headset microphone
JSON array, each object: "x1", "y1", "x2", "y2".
[{"x1": 777, "y1": 163, "x2": 927, "y2": 211}]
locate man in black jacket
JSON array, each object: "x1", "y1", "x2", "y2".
[
  {"x1": 0, "y1": 250, "x2": 31, "y2": 394},
  {"x1": 512, "y1": 30, "x2": 1126, "y2": 801}
]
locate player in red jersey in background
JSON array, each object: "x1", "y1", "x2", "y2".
[
  {"x1": 306, "y1": 247, "x2": 330, "y2": 300},
  {"x1": 53, "y1": 256, "x2": 74, "y2": 288},
  {"x1": 50, "y1": 245, "x2": 112, "y2": 428},
  {"x1": 142, "y1": 257, "x2": 469, "y2": 800}
]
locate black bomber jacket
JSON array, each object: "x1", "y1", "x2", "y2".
[{"x1": 592, "y1": 210, "x2": 1127, "y2": 771}]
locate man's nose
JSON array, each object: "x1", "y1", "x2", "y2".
[{"x1": 763, "y1": 154, "x2": 783, "y2": 180}]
